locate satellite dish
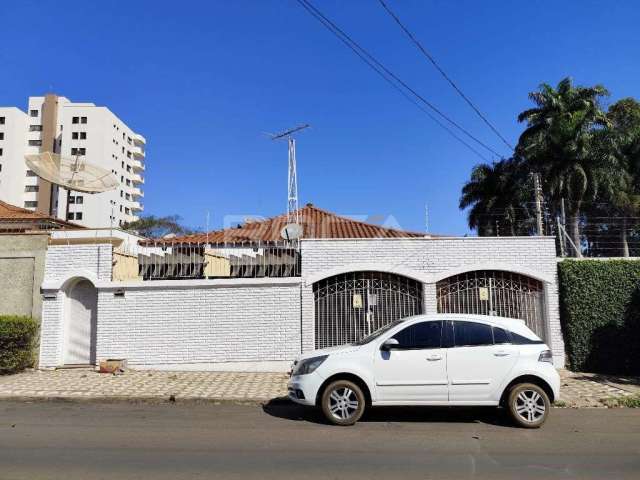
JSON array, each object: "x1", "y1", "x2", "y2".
[
  {"x1": 25, "y1": 152, "x2": 118, "y2": 193},
  {"x1": 281, "y1": 223, "x2": 303, "y2": 241}
]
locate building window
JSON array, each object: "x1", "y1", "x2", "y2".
[
  {"x1": 24, "y1": 201, "x2": 38, "y2": 208},
  {"x1": 121, "y1": 161, "x2": 124, "y2": 168},
  {"x1": 80, "y1": 132, "x2": 87, "y2": 139},
  {"x1": 127, "y1": 151, "x2": 131, "y2": 158},
  {"x1": 125, "y1": 193, "x2": 130, "y2": 200},
  {"x1": 72, "y1": 116, "x2": 79, "y2": 124},
  {"x1": 0, "y1": 164, "x2": 2, "y2": 172},
  {"x1": 0, "y1": 132, "x2": 4, "y2": 140},
  {"x1": 125, "y1": 208, "x2": 130, "y2": 215},
  {"x1": 28, "y1": 140, "x2": 42, "y2": 146},
  {"x1": 67, "y1": 212, "x2": 74, "y2": 220},
  {"x1": 120, "y1": 190, "x2": 123, "y2": 197},
  {"x1": 126, "y1": 166, "x2": 131, "y2": 172},
  {"x1": 25, "y1": 185, "x2": 39, "y2": 192},
  {"x1": 69, "y1": 196, "x2": 75, "y2": 204},
  {"x1": 75, "y1": 212, "x2": 83, "y2": 220},
  {"x1": 29, "y1": 125, "x2": 42, "y2": 132},
  {"x1": 0, "y1": 148, "x2": 3, "y2": 156},
  {"x1": 76, "y1": 196, "x2": 83, "y2": 204},
  {"x1": 120, "y1": 205, "x2": 123, "y2": 212},
  {"x1": 72, "y1": 132, "x2": 78, "y2": 140},
  {"x1": 30, "y1": 110, "x2": 38, "y2": 117},
  {"x1": 0, "y1": 117, "x2": 5, "y2": 124},
  {"x1": 71, "y1": 147, "x2": 86, "y2": 156},
  {"x1": 26, "y1": 170, "x2": 37, "y2": 176},
  {"x1": 126, "y1": 179, "x2": 131, "y2": 186},
  {"x1": 80, "y1": 116, "x2": 87, "y2": 124},
  {"x1": 120, "y1": 176, "x2": 124, "y2": 182}
]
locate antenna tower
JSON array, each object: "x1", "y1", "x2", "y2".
[{"x1": 271, "y1": 124, "x2": 310, "y2": 225}]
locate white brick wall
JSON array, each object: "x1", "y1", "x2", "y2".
[
  {"x1": 39, "y1": 237, "x2": 565, "y2": 369},
  {"x1": 44, "y1": 244, "x2": 112, "y2": 284},
  {"x1": 40, "y1": 244, "x2": 113, "y2": 367},
  {"x1": 96, "y1": 282, "x2": 301, "y2": 367},
  {"x1": 300, "y1": 237, "x2": 564, "y2": 366}
]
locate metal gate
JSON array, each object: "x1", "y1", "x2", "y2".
[
  {"x1": 314, "y1": 271, "x2": 423, "y2": 349},
  {"x1": 436, "y1": 270, "x2": 547, "y2": 340}
]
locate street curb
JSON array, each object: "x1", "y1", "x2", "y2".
[{"x1": 0, "y1": 395, "x2": 292, "y2": 406}]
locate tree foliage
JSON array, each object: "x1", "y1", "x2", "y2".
[
  {"x1": 460, "y1": 78, "x2": 640, "y2": 257},
  {"x1": 122, "y1": 215, "x2": 198, "y2": 239}
]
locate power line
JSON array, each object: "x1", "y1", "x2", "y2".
[
  {"x1": 296, "y1": 0, "x2": 502, "y2": 160},
  {"x1": 377, "y1": 0, "x2": 514, "y2": 152}
]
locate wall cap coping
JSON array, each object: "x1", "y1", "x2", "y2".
[
  {"x1": 301, "y1": 236, "x2": 556, "y2": 242},
  {"x1": 42, "y1": 275, "x2": 302, "y2": 291},
  {"x1": 305, "y1": 262, "x2": 554, "y2": 285}
]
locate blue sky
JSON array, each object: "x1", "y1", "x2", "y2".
[{"x1": 2, "y1": 1, "x2": 639, "y2": 234}]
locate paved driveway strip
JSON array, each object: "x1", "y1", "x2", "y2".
[{"x1": 1, "y1": 368, "x2": 638, "y2": 406}]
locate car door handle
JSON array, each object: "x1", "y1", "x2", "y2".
[
  {"x1": 426, "y1": 354, "x2": 442, "y2": 361},
  {"x1": 494, "y1": 351, "x2": 510, "y2": 357}
]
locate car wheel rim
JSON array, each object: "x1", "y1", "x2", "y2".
[
  {"x1": 515, "y1": 389, "x2": 546, "y2": 423},
  {"x1": 328, "y1": 387, "x2": 359, "y2": 421}
]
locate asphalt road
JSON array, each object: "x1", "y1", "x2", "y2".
[{"x1": 0, "y1": 400, "x2": 638, "y2": 480}]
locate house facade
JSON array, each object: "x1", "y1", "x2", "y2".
[{"x1": 37, "y1": 205, "x2": 564, "y2": 370}]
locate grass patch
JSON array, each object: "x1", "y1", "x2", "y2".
[{"x1": 602, "y1": 395, "x2": 640, "y2": 408}]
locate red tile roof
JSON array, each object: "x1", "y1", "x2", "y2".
[
  {"x1": 151, "y1": 204, "x2": 429, "y2": 244},
  {"x1": 0, "y1": 200, "x2": 80, "y2": 229}
]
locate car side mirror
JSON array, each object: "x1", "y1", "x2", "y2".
[{"x1": 381, "y1": 338, "x2": 399, "y2": 351}]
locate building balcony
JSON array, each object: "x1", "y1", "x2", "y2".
[
  {"x1": 130, "y1": 187, "x2": 144, "y2": 198},
  {"x1": 131, "y1": 159, "x2": 145, "y2": 171},
  {"x1": 131, "y1": 201, "x2": 144, "y2": 211},
  {"x1": 132, "y1": 146, "x2": 145, "y2": 158},
  {"x1": 131, "y1": 173, "x2": 144, "y2": 184},
  {"x1": 133, "y1": 133, "x2": 146, "y2": 145}
]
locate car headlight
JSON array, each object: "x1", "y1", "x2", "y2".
[{"x1": 292, "y1": 355, "x2": 328, "y2": 376}]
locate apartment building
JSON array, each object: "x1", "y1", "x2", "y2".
[{"x1": 0, "y1": 94, "x2": 146, "y2": 228}]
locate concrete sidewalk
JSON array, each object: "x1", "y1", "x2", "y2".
[{"x1": 0, "y1": 368, "x2": 637, "y2": 406}]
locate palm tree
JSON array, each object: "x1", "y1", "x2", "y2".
[
  {"x1": 459, "y1": 157, "x2": 534, "y2": 236},
  {"x1": 516, "y1": 77, "x2": 610, "y2": 256},
  {"x1": 602, "y1": 98, "x2": 640, "y2": 256}
]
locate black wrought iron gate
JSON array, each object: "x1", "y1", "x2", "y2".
[
  {"x1": 313, "y1": 271, "x2": 423, "y2": 349},
  {"x1": 436, "y1": 270, "x2": 547, "y2": 340}
]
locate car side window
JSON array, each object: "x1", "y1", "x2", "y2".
[
  {"x1": 392, "y1": 321, "x2": 442, "y2": 349},
  {"x1": 453, "y1": 321, "x2": 493, "y2": 347},
  {"x1": 492, "y1": 327, "x2": 511, "y2": 344}
]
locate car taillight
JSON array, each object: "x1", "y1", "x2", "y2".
[{"x1": 538, "y1": 350, "x2": 553, "y2": 363}]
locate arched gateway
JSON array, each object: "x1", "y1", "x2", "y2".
[
  {"x1": 436, "y1": 270, "x2": 547, "y2": 340},
  {"x1": 63, "y1": 278, "x2": 98, "y2": 365},
  {"x1": 313, "y1": 271, "x2": 423, "y2": 349}
]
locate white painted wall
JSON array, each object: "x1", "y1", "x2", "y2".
[
  {"x1": 300, "y1": 237, "x2": 564, "y2": 366},
  {"x1": 39, "y1": 244, "x2": 302, "y2": 370},
  {"x1": 39, "y1": 236, "x2": 564, "y2": 370}
]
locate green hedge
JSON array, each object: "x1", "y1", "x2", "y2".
[
  {"x1": 558, "y1": 260, "x2": 640, "y2": 375},
  {"x1": 0, "y1": 316, "x2": 38, "y2": 374}
]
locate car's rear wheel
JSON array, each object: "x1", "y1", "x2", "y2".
[
  {"x1": 320, "y1": 380, "x2": 366, "y2": 426},
  {"x1": 507, "y1": 383, "x2": 550, "y2": 428}
]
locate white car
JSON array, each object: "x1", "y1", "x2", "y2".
[{"x1": 288, "y1": 314, "x2": 560, "y2": 428}]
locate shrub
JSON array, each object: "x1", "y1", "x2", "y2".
[
  {"x1": 558, "y1": 260, "x2": 640, "y2": 375},
  {"x1": 0, "y1": 316, "x2": 38, "y2": 374}
]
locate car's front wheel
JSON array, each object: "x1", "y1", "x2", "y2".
[
  {"x1": 320, "y1": 380, "x2": 366, "y2": 426},
  {"x1": 507, "y1": 383, "x2": 550, "y2": 428}
]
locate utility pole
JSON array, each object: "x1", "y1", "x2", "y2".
[
  {"x1": 533, "y1": 173, "x2": 544, "y2": 236},
  {"x1": 271, "y1": 124, "x2": 310, "y2": 226}
]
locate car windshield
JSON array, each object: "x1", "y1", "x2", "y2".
[{"x1": 353, "y1": 319, "x2": 406, "y2": 346}]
